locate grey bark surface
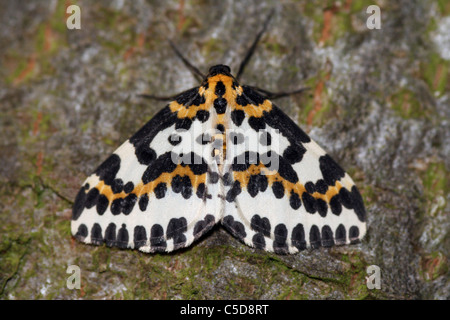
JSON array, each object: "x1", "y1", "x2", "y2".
[{"x1": 0, "y1": 0, "x2": 448, "y2": 299}]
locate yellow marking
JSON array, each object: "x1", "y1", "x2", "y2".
[
  {"x1": 95, "y1": 165, "x2": 207, "y2": 202},
  {"x1": 217, "y1": 113, "x2": 226, "y2": 123},
  {"x1": 232, "y1": 99, "x2": 273, "y2": 118},
  {"x1": 232, "y1": 163, "x2": 350, "y2": 203},
  {"x1": 169, "y1": 74, "x2": 272, "y2": 121}
]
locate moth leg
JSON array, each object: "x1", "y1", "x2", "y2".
[
  {"x1": 137, "y1": 94, "x2": 178, "y2": 101},
  {"x1": 245, "y1": 85, "x2": 310, "y2": 100}
]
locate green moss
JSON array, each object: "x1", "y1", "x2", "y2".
[
  {"x1": 0, "y1": 237, "x2": 30, "y2": 296},
  {"x1": 388, "y1": 89, "x2": 430, "y2": 119},
  {"x1": 202, "y1": 38, "x2": 223, "y2": 58},
  {"x1": 436, "y1": 0, "x2": 450, "y2": 14},
  {"x1": 5, "y1": 57, "x2": 31, "y2": 85},
  {"x1": 295, "y1": 73, "x2": 336, "y2": 127},
  {"x1": 420, "y1": 53, "x2": 449, "y2": 97},
  {"x1": 264, "y1": 40, "x2": 288, "y2": 56},
  {"x1": 420, "y1": 251, "x2": 448, "y2": 281},
  {"x1": 302, "y1": 0, "x2": 378, "y2": 46},
  {"x1": 178, "y1": 17, "x2": 195, "y2": 37},
  {"x1": 421, "y1": 162, "x2": 449, "y2": 210}
]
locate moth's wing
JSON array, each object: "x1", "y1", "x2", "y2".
[
  {"x1": 222, "y1": 86, "x2": 367, "y2": 253},
  {"x1": 71, "y1": 89, "x2": 221, "y2": 253}
]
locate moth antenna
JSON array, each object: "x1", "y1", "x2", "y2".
[
  {"x1": 235, "y1": 9, "x2": 275, "y2": 81},
  {"x1": 169, "y1": 40, "x2": 205, "y2": 82}
]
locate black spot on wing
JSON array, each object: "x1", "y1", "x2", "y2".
[
  {"x1": 335, "y1": 224, "x2": 346, "y2": 245},
  {"x1": 185, "y1": 153, "x2": 209, "y2": 175},
  {"x1": 150, "y1": 224, "x2": 167, "y2": 251},
  {"x1": 321, "y1": 225, "x2": 334, "y2": 247},
  {"x1": 111, "y1": 179, "x2": 124, "y2": 193},
  {"x1": 309, "y1": 225, "x2": 321, "y2": 249},
  {"x1": 277, "y1": 155, "x2": 299, "y2": 183},
  {"x1": 85, "y1": 188, "x2": 99, "y2": 209},
  {"x1": 96, "y1": 195, "x2": 109, "y2": 215},
  {"x1": 247, "y1": 174, "x2": 268, "y2": 198},
  {"x1": 291, "y1": 224, "x2": 306, "y2": 251},
  {"x1": 214, "y1": 97, "x2": 227, "y2": 114},
  {"x1": 226, "y1": 181, "x2": 241, "y2": 202},
  {"x1": 129, "y1": 105, "x2": 178, "y2": 155},
  {"x1": 168, "y1": 133, "x2": 182, "y2": 146},
  {"x1": 170, "y1": 175, "x2": 193, "y2": 199},
  {"x1": 302, "y1": 192, "x2": 317, "y2": 213},
  {"x1": 167, "y1": 218, "x2": 188, "y2": 247},
  {"x1": 154, "y1": 183, "x2": 167, "y2": 199},
  {"x1": 195, "y1": 110, "x2": 210, "y2": 122},
  {"x1": 175, "y1": 117, "x2": 192, "y2": 130},
  {"x1": 175, "y1": 87, "x2": 201, "y2": 105},
  {"x1": 216, "y1": 124, "x2": 225, "y2": 133},
  {"x1": 330, "y1": 194, "x2": 342, "y2": 215},
  {"x1": 94, "y1": 154, "x2": 121, "y2": 185},
  {"x1": 122, "y1": 193, "x2": 137, "y2": 215},
  {"x1": 208, "y1": 172, "x2": 219, "y2": 184},
  {"x1": 289, "y1": 191, "x2": 301, "y2": 210},
  {"x1": 250, "y1": 214, "x2": 271, "y2": 237},
  {"x1": 196, "y1": 133, "x2": 211, "y2": 145},
  {"x1": 105, "y1": 223, "x2": 116, "y2": 247},
  {"x1": 248, "y1": 117, "x2": 266, "y2": 131},
  {"x1": 215, "y1": 81, "x2": 226, "y2": 96},
  {"x1": 272, "y1": 181, "x2": 285, "y2": 199},
  {"x1": 75, "y1": 224, "x2": 88, "y2": 239},
  {"x1": 90, "y1": 223, "x2": 103, "y2": 245},
  {"x1": 135, "y1": 143, "x2": 157, "y2": 166},
  {"x1": 193, "y1": 214, "x2": 215, "y2": 239},
  {"x1": 134, "y1": 225, "x2": 147, "y2": 249},
  {"x1": 111, "y1": 198, "x2": 123, "y2": 215},
  {"x1": 72, "y1": 187, "x2": 86, "y2": 221},
  {"x1": 196, "y1": 183, "x2": 207, "y2": 199},
  {"x1": 222, "y1": 215, "x2": 246, "y2": 240},
  {"x1": 117, "y1": 224, "x2": 129, "y2": 249},
  {"x1": 139, "y1": 194, "x2": 149, "y2": 211},
  {"x1": 315, "y1": 179, "x2": 328, "y2": 194},
  {"x1": 241, "y1": 85, "x2": 265, "y2": 105},
  {"x1": 180, "y1": 177, "x2": 192, "y2": 200},
  {"x1": 236, "y1": 92, "x2": 249, "y2": 106},
  {"x1": 339, "y1": 187, "x2": 353, "y2": 209},
  {"x1": 231, "y1": 151, "x2": 259, "y2": 172},
  {"x1": 304, "y1": 182, "x2": 316, "y2": 193},
  {"x1": 252, "y1": 233, "x2": 265, "y2": 249},
  {"x1": 123, "y1": 182, "x2": 134, "y2": 194},
  {"x1": 351, "y1": 186, "x2": 366, "y2": 222},
  {"x1": 231, "y1": 110, "x2": 245, "y2": 126},
  {"x1": 316, "y1": 199, "x2": 328, "y2": 217},
  {"x1": 273, "y1": 224, "x2": 289, "y2": 254},
  {"x1": 142, "y1": 152, "x2": 177, "y2": 184},
  {"x1": 283, "y1": 144, "x2": 306, "y2": 164},
  {"x1": 263, "y1": 105, "x2": 311, "y2": 144},
  {"x1": 191, "y1": 93, "x2": 206, "y2": 106},
  {"x1": 319, "y1": 154, "x2": 345, "y2": 186},
  {"x1": 349, "y1": 226, "x2": 360, "y2": 243}
]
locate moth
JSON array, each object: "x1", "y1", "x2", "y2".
[{"x1": 71, "y1": 12, "x2": 366, "y2": 254}]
